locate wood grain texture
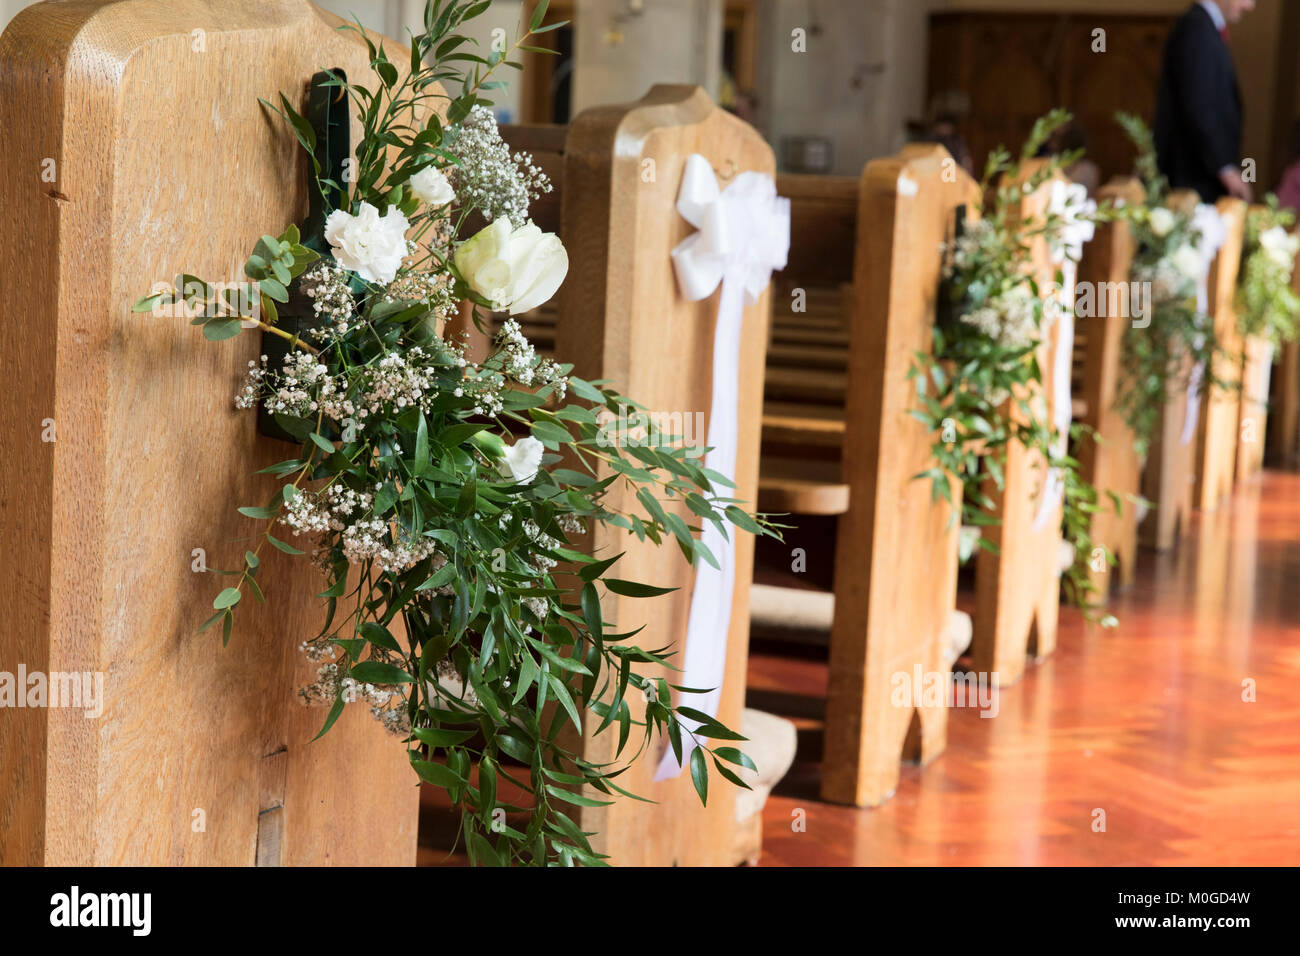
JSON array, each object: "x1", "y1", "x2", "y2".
[
  {"x1": 819, "y1": 146, "x2": 974, "y2": 807},
  {"x1": 0, "y1": 0, "x2": 417, "y2": 865},
  {"x1": 1236, "y1": 334, "x2": 1272, "y2": 481},
  {"x1": 971, "y1": 166, "x2": 1069, "y2": 688},
  {"x1": 1192, "y1": 197, "x2": 1246, "y2": 512},
  {"x1": 1139, "y1": 189, "x2": 1203, "y2": 553},
  {"x1": 1076, "y1": 177, "x2": 1145, "y2": 596},
  {"x1": 556, "y1": 85, "x2": 773, "y2": 865}
]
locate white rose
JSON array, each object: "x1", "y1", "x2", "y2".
[
  {"x1": 1170, "y1": 242, "x2": 1203, "y2": 281},
  {"x1": 499, "y1": 436, "x2": 545, "y2": 484},
  {"x1": 410, "y1": 166, "x2": 455, "y2": 207},
  {"x1": 324, "y1": 202, "x2": 410, "y2": 285},
  {"x1": 454, "y1": 217, "x2": 568, "y2": 315},
  {"x1": 1148, "y1": 207, "x2": 1176, "y2": 238},
  {"x1": 1259, "y1": 225, "x2": 1297, "y2": 269}
]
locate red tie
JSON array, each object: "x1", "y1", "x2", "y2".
[{"x1": 1219, "y1": 25, "x2": 1230, "y2": 42}]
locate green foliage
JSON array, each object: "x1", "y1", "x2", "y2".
[
  {"x1": 909, "y1": 110, "x2": 1116, "y2": 618},
  {"x1": 1237, "y1": 196, "x2": 1300, "y2": 346},
  {"x1": 1112, "y1": 112, "x2": 1229, "y2": 454}
]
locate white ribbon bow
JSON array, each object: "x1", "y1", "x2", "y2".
[
  {"x1": 654, "y1": 153, "x2": 789, "y2": 780},
  {"x1": 1180, "y1": 204, "x2": 1227, "y2": 446},
  {"x1": 1032, "y1": 180, "x2": 1095, "y2": 532}
]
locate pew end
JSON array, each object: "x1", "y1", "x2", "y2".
[
  {"x1": 818, "y1": 145, "x2": 975, "y2": 807},
  {"x1": 0, "y1": 0, "x2": 421, "y2": 866},
  {"x1": 555, "y1": 83, "x2": 775, "y2": 865},
  {"x1": 970, "y1": 163, "x2": 1072, "y2": 687},
  {"x1": 1192, "y1": 197, "x2": 1247, "y2": 512}
]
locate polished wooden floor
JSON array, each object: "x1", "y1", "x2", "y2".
[{"x1": 749, "y1": 469, "x2": 1300, "y2": 866}]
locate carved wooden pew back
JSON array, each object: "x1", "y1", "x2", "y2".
[
  {"x1": 1140, "y1": 189, "x2": 1204, "y2": 551},
  {"x1": 969, "y1": 167, "x2": 1074, "y2": 687},
  {"x1": 0, "y1": 0, "x2": 418, "y2": 866}
]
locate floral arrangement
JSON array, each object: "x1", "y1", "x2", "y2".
[
  {"x1": 1237, "y1": 197, "x2": 1300, "y2": 346},
  {"x1": 910, "y1": 110, "x2": 1113, "y2": 614},
  {"x1": 133, "y1": 0, "x2": 772, "y2": 867},
  {"x1": 1112, "y1": 112, "x2": 1224, "y2": 454}
]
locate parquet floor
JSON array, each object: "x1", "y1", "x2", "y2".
[{"x1": 748, "y1": 469, "x2": 1300, "y2": 866}]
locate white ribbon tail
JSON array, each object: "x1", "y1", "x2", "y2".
[
  {"x1": 654, "y1": 277, "x2": 744, "y2": 780},
  {"x1": 1032, "y1": 261, "x2": 1075, "y2": 533}
]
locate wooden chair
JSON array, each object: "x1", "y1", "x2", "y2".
[
  {"x1": 555, "y1": 84, "x2": 776, "y2": 864},
  {"x1": 0, "y1": 0, "x2": 417, "y2": 865},
  {"x1": 1140, "y1": 189, "x2": 1204, "y2": 552},
  {"x1": 969, "y1": 167, "x2": 1075, "y2": 687},
  {"x1": 1192, "y1": 197, "x2": 1247, "y2": 511},
  {"x1": 1074, "y1": 177, "x2": 1145, "y2": 595}
]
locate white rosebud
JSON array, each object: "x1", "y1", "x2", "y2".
[
  {"x1": 1149, "y1": 207, "x2": 1176, "y2": 238},
  {"x1": 410, "y1": 166, "x2": 455, "y2": 207},
  {"x1": 324, "y1": 202, "x2": 410, "y2": 285},
  {"x1": 499, "y1": 435, "x2": 545, "y2": 484},
  {"x1": 454, "y1": 217, "x2": 568, "y2": 315}
]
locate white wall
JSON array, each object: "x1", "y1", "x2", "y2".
[
  {"x1": 0, "y1": 0, "x2": 36, "y2": 33},
  {"x1": 571, "y1": 0, "x2": 722, "y2": 115},
  {"x1": 755, "y1": 0, "x2": 930, "y2": 176}
]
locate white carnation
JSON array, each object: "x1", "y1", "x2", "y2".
[{"x1": 324, "y1": 202, "x2": 410, "y2": 285}]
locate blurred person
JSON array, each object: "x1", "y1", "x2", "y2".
[{"x1": 1154, "y1": 0, "x2": 1256, "y2": 203}]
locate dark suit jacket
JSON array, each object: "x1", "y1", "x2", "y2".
[{"x1": 1154, "y1": 4, "x2": 1243, "y2": 202}]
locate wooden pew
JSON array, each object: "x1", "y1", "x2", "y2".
[
  {"x1": 1075, "y1": 177, "x2": 1145, "y2": 595},
  {"x1": 555, "y1": 84, "x2": 775, "y2": 864},
  {"x1": 752, "y1": 147, "x2": 974, "y2": 807},
  {"x1": 1236, "y1": 335, "x2": 1273, "y2": 481},
  {"x1": 0, "y1": 0, "x2": 417, "y2": 865},
  {"x1": 969, "y1": 167, "x2": 1073, "y2": 687},
  {"x1": 821, "y1": 146, "x2": 973, "y2": 805},
  {"x1": 1192, "y1": 197, "x2": 1247, "y2": 511},
  {"x1": 1139, "y1": 189, "x2": 1205, "y2": 552}
]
